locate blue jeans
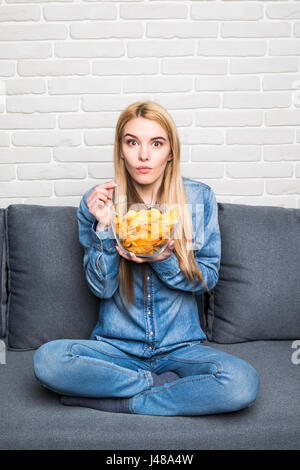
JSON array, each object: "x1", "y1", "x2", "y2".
[{"x1": 33, "y1": 339, "x2": 260, "y2": 416}]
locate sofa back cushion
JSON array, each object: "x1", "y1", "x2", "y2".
[
  {"x1": 0, "y1": 209, "x2": 7, "y2": 340},
  {"x1": 6, "y1": 204, "x2": 99, "y2": 350},
  {"x1": 205, "y1": 202, "x2": 300, "y2": 343}
]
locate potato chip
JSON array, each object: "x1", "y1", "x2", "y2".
[{"x1": 114, "y1": 206, "x2": 180, "y2": 256}]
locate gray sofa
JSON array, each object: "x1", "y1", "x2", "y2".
[{"x1": 0, "y1": 199, "x2": 299, "y2": 450}]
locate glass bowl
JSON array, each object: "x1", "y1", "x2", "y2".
[{"x1": 110, "y1": 201, "x2": 182, "y2": 259}]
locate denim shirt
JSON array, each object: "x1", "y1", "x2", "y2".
[{"x1": 77, "y1": 177, "x2": 221, "y2": 359}]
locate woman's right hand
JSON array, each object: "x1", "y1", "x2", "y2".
[{"x1": 86, "y1": 179, "x2": 117, "y2": 230}]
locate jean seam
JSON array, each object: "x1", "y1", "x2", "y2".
[
  {"x1": 144, "y1": 370, "x2": 153, "y2": 389},
  {"x1": 67, "y1": 341, "x2": 131, "y2": 360},
  {"x1": 67, "y1": 342, "x2": 139, "y2": 379},
  {"x1": 130, "y1": 373, "x2": 220, "y2": 414},
  {"x1": 157, "y1": 341, "x2": 203, "y2": 359},
  {"x1": 159, "y1": 357, "x2": 222, "y2": 373},
  {"x1": 95, "y1": 338, "x2": 146, "y2": 360}
]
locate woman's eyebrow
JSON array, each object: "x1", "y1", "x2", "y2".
[{"x1": 123, "y1": 133, "x2": 167, "y2": 141}]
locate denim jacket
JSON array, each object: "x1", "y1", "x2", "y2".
[{"x1": 77, "y1": 177, "x2": 221, "y2": 359}]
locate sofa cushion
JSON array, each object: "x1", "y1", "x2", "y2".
[
  {"x1": 0, "y1": 340, "x2": 298, "y2": 450},
  {"x1": 6, "y1": 204, "x2": 99, "y2": 350},
  {"x1": 5, "y1": 203, "x2": 207, "y2": 351},
  {"x1": 0, "y1": 209, "x2": 7, "y2": 340},
  {"x1": 206, "y1": 202, "x2": 300, "y2": 343}
]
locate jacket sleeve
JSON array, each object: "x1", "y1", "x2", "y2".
[
  {"x1": 77, "y1": 193, "x2": 120, "y2": 299},
  {"x1": 148, "y1": 187, "x2": 221, "y2": 294}
]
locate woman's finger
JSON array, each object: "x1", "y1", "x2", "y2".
[
  {"x1": 168, "y1": 240, "x2": 175, "y2": 250},
  {"x1": 116, "y1": 245, "x2": 130, "y2": 260},
  {"x1": 129, "y1": 252, "x2": 144, "y2": 263}
]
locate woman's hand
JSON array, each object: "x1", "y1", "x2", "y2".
[
  {"x1": 86, "y1": 179, "x2": 117, "y2": 230},
  {"x1": 115, "y1": 239, "x2": 175, "y2": 264}
]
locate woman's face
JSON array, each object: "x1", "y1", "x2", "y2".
[{"x1": 120, "y1": 117, "x2": 172, "y2": 190}]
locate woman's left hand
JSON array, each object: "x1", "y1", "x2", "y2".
[{"x1": 115, "y1": 239, "x2": 175, "y2": 264}]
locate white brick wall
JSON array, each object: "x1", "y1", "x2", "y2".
[{"x1": 0, "y1": 0, "x2": 300, "y2": 209}]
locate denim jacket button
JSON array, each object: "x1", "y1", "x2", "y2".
[
  {"x1": 148, "y1": 311, "x2": 151, "y2": 315},
  {"x1": 148, "y1": 294, "x2": 151, "y2": 298},
  {"x1": 150, "y1": 331, "x2": 154, "y2": 335}
]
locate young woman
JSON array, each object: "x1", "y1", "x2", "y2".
[{"x1": 33, "y1": 101, "x2": 260, "y2": 416}]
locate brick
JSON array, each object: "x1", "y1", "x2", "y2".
[
  {"x1": 0, "y1": 24, "x2": 67, "y2": 41},
  {"x1": 7, "y1": 96, "x2": 78, "y2": 113},
  {"x1": 191, "y1": 3, "x2": 262, "y2": 21},
  {"x1": 191, "y1": 146, "x2": 261, "y2": 162},
  {"x1": 195, "y1": 75, "x2": 260, "y2": 91},
  {"x1": 266, "y1": 109, "x2": 300, "y2": 126},
  {"x1": 17, "y1": 163, "x2": 85, "y2": 180},
  {"x1": 222, "y1": 21, "x2": 290, "y2": 38},
  {"x1": 0, "y1": 165, "x2": 15, "y2": 181},
  {"x1": 128, "y1": 40, "x2": 194, "y2": 57},
  {"x1": 0, "y1": 43, "x2": 51, "y2": 59},
  {"x1": 54, "y1": 147, "x2": 113, "y2": 162},
  {"x1": 266, "y1": 180, "x2": 300, "y2": 195},
  {"x1": 58, "y1": 112, "x2": 117, "y2": 129},
  {"x1": 264, "y1": 145, "x2": 300, "y2": 161},
  {"x1": 54, "y1": 181, "x2": 102, "y2": 197},
  {"x1": 263, "y1": 73, "x2": 300, "y2": 90},
  {"x1": 231, "y1": 57, "x2": 298, "y2": 74},
  {"x1": 120, "y1": 3, "x2": 187, "y2": 19},
  {"x1": 0, "y1": 114, "x2": 54, "y2": 129},
  {"x1": 162, "y1": 58, "x2": 227, "y2": 74},
  {"x1": 92, "y1": 59, "x2": 158, "y2": 76},
  {"x1": 123, "y1": 76, "x2": 192, "y2": 93},
  {"x1": 267, "y1": 4, "x2": 300, "y2": 20},
  {"x1": 43, "y1": 4, "x2": 116, "y2": 21},
  {"x1": 180, "y1": 163, "x2": 224, "y2": 179},
  {"x1": 223, "y1": 92, "x2": 291, "y2": 109},
  {"x1": 0, "y1": 182, "x2": 52, "y2": 198},
  {"x1": 147, "y1": 22, "x2": 218, "y2": 39},
  {"x1": 227, "y1": 128, "x2": 293, "y2": 145},
  {"x1": 0, "y1": 148, "x2": 51, "y2": 163},
  {"x1": 197, "y1": 39, "x2": 266, "y2": 57},
  {"x1": 70, "y1": 22, "x2": 142, "y2": 39},
  {"x1": 269, "y1": 39, "x2": 300, "y2": 56},
  {"x1": 12, "y1": 131, "x2": 81, "y2": 146},
  {"x1": 82, "y1": 95, "x2": 151, "y2": 111},
  {"x1": 49, "y1": 77, "x2": 121, "y2": 94},
  {"x1": 55, "y1": 41, "x2": 124, "y2": 58},
  {"x1": 18, "y1": 60, "x2": 89, "y2": 76},
  {"x1": 151, "y1": 93, "x2": 220, "y2": 109},
  {"x1": 195, "y1": 110, "x2": 262, "y2": 126},
  {"x1": 226, "y1": 163, "x2": 293, "y2": 178},
  {"x1": 5, "y1": 78, "x2": 45, "y2": 94}
]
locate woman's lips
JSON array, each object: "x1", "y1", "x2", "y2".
[{"x1": 137, "y1": 168, "x2": 152, "y2": 173}]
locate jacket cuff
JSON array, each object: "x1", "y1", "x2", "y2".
[
  {"x1": 149, "y1": 253, "x2": 181, "y2": 277},
  {"x1": 91, "y1": 219, "x2": 116, "y2": 252}
]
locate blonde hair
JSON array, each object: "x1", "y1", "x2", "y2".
[{"x1": 113, "y1": 100, "x2": 211, "y2": 306}]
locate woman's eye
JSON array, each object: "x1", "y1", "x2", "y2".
[
  {"x1": 127, "y1": 139, "x2": 136, "y2": 146},
  {"x1": 126, "y1": 140, "x2": 163, "y2": 147}
]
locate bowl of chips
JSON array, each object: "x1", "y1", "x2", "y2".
[{"x1": 110, "y1": 202, "x2": 181, "y2": 259}]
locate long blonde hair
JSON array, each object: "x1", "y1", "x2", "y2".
[{"x1": 113, "y1": 101, "x2": 211, "y2": 306}]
